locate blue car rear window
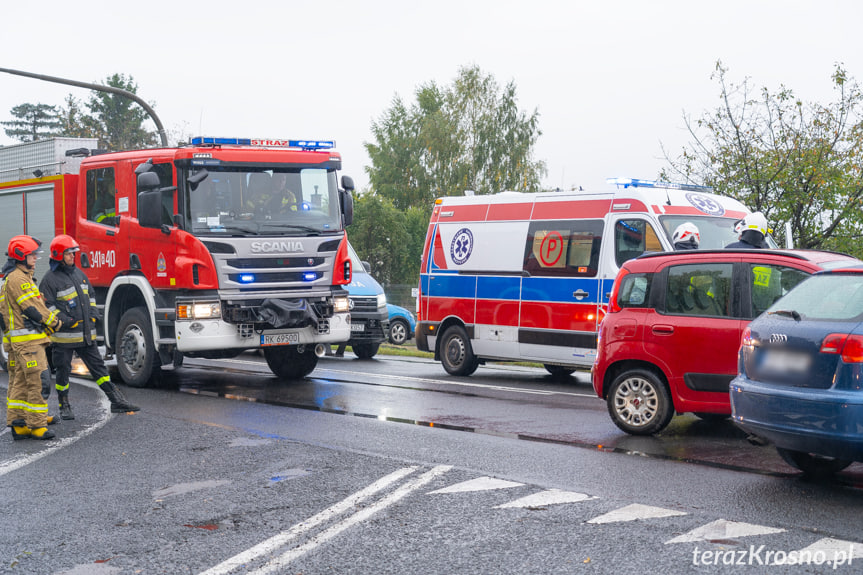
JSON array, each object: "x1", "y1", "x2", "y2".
[{"x1": 767, "y1": 274, "x2": 863, "y2": 321}]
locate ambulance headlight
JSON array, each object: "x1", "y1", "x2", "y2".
[
  {"x1": 177, "y1": 301, "x2": 222, "y2": 320},
  {"x1": 333, "y1": 296, "x2": 350, "y2": 313},
  {"x1": 376, "y1": 293, "x2": 387, "y2": 308}
]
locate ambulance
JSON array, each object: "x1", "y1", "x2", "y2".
[{"x1": 415, "y1": 179, "x2": 761, "y2": 376}]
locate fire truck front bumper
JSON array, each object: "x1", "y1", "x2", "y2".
[{"x1": 175, "y1": 311, "x2": 351, "y2": 352}]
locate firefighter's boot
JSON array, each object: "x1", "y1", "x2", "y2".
[
  {"x1": 101, "y1": 381, "x2": 141, "y2": 413},
  {"x1": 29, "y1": 426, "x2": 55, "y2": 440},
  {"x1": 58, "y1": 390, "x2": 75, "y2": 420},
  {"x1": 10, "y1": 419, "x2": 31, "y2": 440}
]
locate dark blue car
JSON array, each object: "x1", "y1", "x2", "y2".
[{"x1": 730, "y1": 267, "x2": 863, "y2": 476}]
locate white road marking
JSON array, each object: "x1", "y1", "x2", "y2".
[
  {"x1": 206, "y1": 357, "x2": 598, "y2": 398},
  {"x1": 587, "y1": 503, "x2": 687, "y2": 524},
  {"x1": 153, "y1": 479, "x2": 231, "y2": 499},
  {"x1": 428, "y1": 476, "x2": 524, "y2": 494},
  {"x1": 0, "y1": 377, "x2": 111, "y2": 477},
  {"x1": 665, "y1": 519, "x2": 785, "y2": 544},
  {"x1": 495, "y1": 488, "x2": 595, "y2": 509},
  {"x1": 198, "y1": 466, "x2": 420, "y2": 575},
  {"x1": 796, "y1": 537, "x2": 863, "y2": 560},
  {"x1": 248, "y1": 465, "x2": 452, "y2": 575}
]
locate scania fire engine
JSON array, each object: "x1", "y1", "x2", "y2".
[{"x1": 0, "y1": 136, "x2": 355, "y2": 386}]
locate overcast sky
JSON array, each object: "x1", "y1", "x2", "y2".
[{"x1": 2, "y1": 0, "x2": 861, "y2": 194}]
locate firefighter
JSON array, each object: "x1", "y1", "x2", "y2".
[
  {"x1": 726, "y1": 212, "x2": 769, "y2": 249},
  {"x1": 3, "y1": 235, "x2": 61, "y2": 440},
  {"x1": 40, "y1": 235, "x2": 140, "y2": 419}
]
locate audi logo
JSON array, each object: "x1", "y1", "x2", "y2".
[{"x1": 769, "y1": 333, "x2": 788, "y2": 344}]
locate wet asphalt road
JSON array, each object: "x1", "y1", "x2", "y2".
[{"x1": 1, "y1": 352, "x2": 862, "y2": 574}]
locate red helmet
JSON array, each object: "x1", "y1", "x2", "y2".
[
  {"x1": 7, "y1": 235, "x2": 43, "y2": 261},
  {"x1": 50, "y1": 234, "x2": 81, "y2": 261}
]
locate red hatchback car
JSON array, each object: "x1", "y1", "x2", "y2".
[{"x1": 592, "y1": 249, "x2": 860, "y2": 435}]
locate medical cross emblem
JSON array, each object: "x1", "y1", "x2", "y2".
[{"x1": 450, "y1": 228, "x2": 474, "y2": 265}]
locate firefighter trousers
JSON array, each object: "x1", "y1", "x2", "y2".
[
  {"x1": 6, "y1": 345, "x2": 49, "y2": 429},
  {"x1": 53, "y1": 344, "x2": 111, "y2": 396},
  {"x1": 5, "y1": 346, "x2": 24, "y2": 426}
]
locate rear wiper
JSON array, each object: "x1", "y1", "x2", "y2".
[{"x1": 768, "y1": 309, "x2": 801, "y2": 321}]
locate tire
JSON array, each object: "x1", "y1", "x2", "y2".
[
  {"x1": 388, "y1": 319, "x2": 410, "y2": 345},
  {"x1": 439, "y1": 325, "x2": 479, "y2": 376},
  {"x1": 544, "y1": 364, "x2": 575, "y2": 377},
  {"x1": 776, "y1": 447, "x2": 853, "y2": 477},
  {"x1": 606, "y1": 368, "x2": 674, "y2": 435},
  {"x1": 264, "y1": 345, "x2": 318, "y2": 379},
  {"x1": 352, "y1": 342, "x2": 380, "y2": 359},
  {"x1": 115, "y1": 307, "x2": 161, "y2": 388}
]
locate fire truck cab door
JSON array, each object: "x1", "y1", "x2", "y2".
[{"x1": 77, "y1": 164, "x2": 122, "y2": 286}]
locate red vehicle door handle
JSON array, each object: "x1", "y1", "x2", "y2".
[{"x1": 652, "y1": 325, "x2": 674, "y2": 335}]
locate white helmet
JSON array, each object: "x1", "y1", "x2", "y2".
[
  {"x1": 740, "y1": 212, "x2": 768, "y2": 236},
  {"x1": 672, "y1": 222, "x2": 700, "y2": 248}
]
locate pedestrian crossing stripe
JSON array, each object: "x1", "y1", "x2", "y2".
[
  {"x1": 587, "y1": 503, "x2": 687, "y2": 524},
  {"x1": 494, "y1": 489, "x2": 595, "y2": 509},
  {"x1": 428, "y1": 476, "x2": 524, "y2": 494},
  {"x1": 665, "y1": 519, "x2": 785, "y2": 544}
]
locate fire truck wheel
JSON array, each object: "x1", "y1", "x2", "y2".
[
  {"x1": 439, "y1": 325, "x2": 479, "y2": 376},
  {"x1": 116, "y1": 307, "x2": 161, "y2": 388},
  {"x1": 264, "y1": 345, "x2": 318, "y2": 380},
  {"x1": 352, "y1": 342, "x2": 379, "y2": 359}
]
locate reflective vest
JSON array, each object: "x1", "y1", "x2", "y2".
[{"x1": 3, "y1": 265, "x2": 57, "y2": 349}]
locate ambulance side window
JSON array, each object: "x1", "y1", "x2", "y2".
[
  {"x1": 615, "y1": 219, "x2": 662, "y2": 267},
  {"x1": 86, "y1": 167, "x2": 117, "y2": 226},
  {"x1": 522, "y1": 220, "x2": 603, "y2": 277}
]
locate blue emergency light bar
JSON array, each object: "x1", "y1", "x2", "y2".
[
  {"x1": 606, "y1": 177, "x2": 713, "y2": 192},
  {"x1": 190, "y1": 137, "x2": 335, "y2": 151}
]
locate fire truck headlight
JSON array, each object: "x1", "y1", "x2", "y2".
[
  {"x1": 376, "y1": 293, "x2": 387, "y2": 309},
  {"x1": 178, "y1": 301, "x2": 221, "y2": 320},
  {"x1": 333, "y1": 296, "x2": 350, "y2": 313}
]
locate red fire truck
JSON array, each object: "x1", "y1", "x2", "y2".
[{"x1": 0, "y1": 136, "x2": 355, "y2": 385}]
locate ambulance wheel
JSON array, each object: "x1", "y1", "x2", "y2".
[
  {"x1": 440, "y1": 325, "x2": 479, "y2": 376},
  {"x1": 116, "y1": 306, "x2": 161, "y2": 388},
  {"x1": 607, "y1": 368, "x2": 673, "y2": 435},
  {"x1": 544, "y1": 364, "x2": 575, "y2": 377},
  {"x1": 264, "y1": 345, "x2": 318, "y2": 379},
  {"x1": 352, "y1": 342, "x2": 379, "y2": 359}
]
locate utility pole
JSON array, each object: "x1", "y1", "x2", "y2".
[{"x1": 0, "y1": 66, "x2": 168, "y2": 147}]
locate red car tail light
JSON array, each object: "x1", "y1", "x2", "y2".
[
  {"x1": 607, "y1": 268, "x2": 629, "y2": 314},
  {"x1": 820, "y1": 333, "x2": 848, "y2": 354},
  {"x1": 841, "y1": 335, "x2": 863, "y2": 363}
]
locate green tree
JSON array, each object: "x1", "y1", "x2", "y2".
[
  {"x1": 1, "y1": 103, "x2": 60, "y2": 142},
  {"x1": 366, "y1": 65, "x2": 546, "y2": 210},
  {"x1": 348, "y1": 194, "x2": 413, "y2": 287},
  {"x1": 86, "y1": 73, "x2": 157, "y2": 151},
  {"x1": 54, "y1": 94, "x2": 101, "y2": 139},
  {"x1": 663, "y1": 62, "x2": 863, "y2": 254}
]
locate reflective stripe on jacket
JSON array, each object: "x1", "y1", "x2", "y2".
[
  {"x1": 3, "y1": 266, "x2": 54, "y2": 348},
  {"x1": 40, "y1": 264, "x2": 99, "y2": 348}
]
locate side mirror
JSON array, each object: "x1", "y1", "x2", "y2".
[
  {"x1": 134, "y1": 158, "x2": 154, "y2": 175},
  {"x1": 340, "y1": 190, "x2": 353, "y2": 227},
  {"x1": 138, "y1": 190, "x2": 162, "y2": 229},
  {"x1": 187, "y1": 168, "x2": 209, "y2": 191},
  {"x1": 138, "y1": 171, "x2": 160, "y2": 191},
  {"x1": 341, "y1": 175, "x2": 355, "y2": 191},
  {"x1": 361, "y1": 261, "x2": 371, "y2": 273}
]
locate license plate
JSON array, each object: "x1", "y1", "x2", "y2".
[
  {"x1": 350, "y1": 323, "x2": 365, "y2": 332},
  {"x1": 261, "y1": 333, "x2": 299, "y2": 347},
  {"x1": 761, "y1": 349, "x2": 811, "y2": 374}
]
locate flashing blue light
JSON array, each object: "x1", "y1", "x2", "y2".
[
  {"x1": 606, "y1": 177, "x2": 713, "y2": 192},
  {"x1": 191, "y1": 137, "x2": 335, "y2": 151},
  {"x1": 302, "y1": 272, "x2": 317, "y2": 282},
  {"x1": 239, "y1": 274, "x2": 256, "y2": 283},
  {"x1": 300, "y1": 202, "x2": 311, "y2": 211}
]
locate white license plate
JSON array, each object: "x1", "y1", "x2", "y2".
[
  {"x1": 761, "y1": 349, "x2": 811, "y2": 374},
  {"x1": 261, "y1": 333, "x2": 299, "y2": 347},
  {"x1": 350, "y1": 323, "x2": 365, "y2": 332}
]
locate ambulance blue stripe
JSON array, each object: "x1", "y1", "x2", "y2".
[
  {"x1": 476, "y1": 276, "x2": 521, "y2": 300},
  {"x1": 521, "y1": 277, "x2": 602, "y2": 304},
  {"x1": 426, "y1": 274, "x2": 477, "y2": 298}
]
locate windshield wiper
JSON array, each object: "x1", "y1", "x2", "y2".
[
  {"x1": 768, "y1": 309, "x2": 801, "y2": 321},
  {"x1": 259, "y1": 223, "x2": 324, "y2": 235},
  {"x1": 219, "y1": 224, "x2": 260, "y2": 235}
]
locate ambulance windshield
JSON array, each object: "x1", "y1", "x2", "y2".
[
  {"x1": 659, "y1": 216, "x2": 778, "y2": 250},
  {"x1": 184, "y1": 167, "x2": 342, "y2": 236}
]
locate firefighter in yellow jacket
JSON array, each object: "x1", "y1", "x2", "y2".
[{"x1": 3, "y1": 235, "x2": 62, "y2": 440}]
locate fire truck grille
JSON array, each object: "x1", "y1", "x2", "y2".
[{"x1": 222, "y1": 300, "x2": 335, "y2": 325}]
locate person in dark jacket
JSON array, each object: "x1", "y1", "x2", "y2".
[
  {"x1": 39, "y1": 235, "x2": 139, "y2": 418},
  {"x1": 726, "y1": 212, "x2": 769, "y2": 249}
]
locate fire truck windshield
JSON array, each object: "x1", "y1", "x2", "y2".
[
  {"x1": 184, "y1": 167, "x2": 342, "y2": 236},
  {"x1": 659, "y1": 215, "x2": 778, "y2": 250}
]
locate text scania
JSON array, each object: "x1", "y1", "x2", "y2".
[{"x1": 250, "y1": 241, "x2": 304, "y2": 253}]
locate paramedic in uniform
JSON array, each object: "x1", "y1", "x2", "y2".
[
  {"x1": 2, "y1": 235, "x2": 62, "y2": 440},
  {"x1": 40, "y1": 235, "x2": 140, "y2": 419}
]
